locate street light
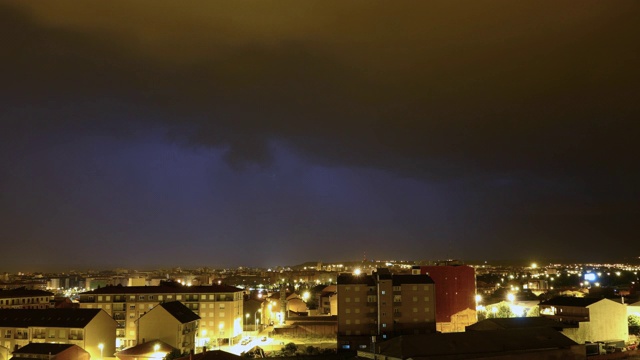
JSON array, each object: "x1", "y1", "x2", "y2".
[
  {"x1": 255, "y1": 309, "x2": 261, "y2": 333},
  {"x1": 98, "y1": 343, "x2": 104, "y2": 360},
  {"x1": 245, "y1": 313, "x2": 249, "y2": 334}
]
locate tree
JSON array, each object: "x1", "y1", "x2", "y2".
[
  {"x1": 282, "y1": 342, "x2": 298, "y2": 356},
  {"x1": 526, "y1": 305, "x2": 539, "y2": 317},
  {"x1": 629, "y1": 315, "x2": 640, "y2": 335},
  {"x1": 164, "y1": 349, "x2": 184, "y2": 360},
  {"x1": 487, "y1": 302, "x2": 515, "y2": 319}
]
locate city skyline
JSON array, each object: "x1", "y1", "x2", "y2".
[{"x1": 1, "y1": 1, "x2": 639, "y2": 272}]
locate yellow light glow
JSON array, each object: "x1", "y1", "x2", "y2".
[
  {"x1": 507, "y1": 293, "x2": 515, "y2": 302},
  {"x1": 531, "y1": 263, "x2": 537, "y2": 269},
  {"x1": 354, "y1": 268, "x2": 362, "y2": 276},
  {"x1": 475, "y1": 294, "x2": 482, "y2": 303}
]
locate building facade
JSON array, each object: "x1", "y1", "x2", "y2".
[
  {"x1": 78, "y1": 283, "x2": 244, "y2": 349},
  {"x1": 419, "y1": 263, "x2": 477, "y2": 332},
  {"x1": 0, "y1": 308, "x2": 116, "y2": 360},
  {"x1": 0, "y1": 289, "x2": 54, "y2": 309},
  {"x1": 138, "y1": 301, "x2": 200, "y2": 354},
  {"x1": 539, "y1": 297, "x2": 628, "y2": 344},
  {"x1": 337, "y1": 269, "x2": 436, "y2": 351}
]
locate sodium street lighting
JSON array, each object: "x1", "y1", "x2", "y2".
[
  {"x1": 98, "y1": 343, "x2": 104, "y2": 360},
  {"x1": 245, "y1": 313, "x2": 250, "y2": 335},
  {"x1": 255, "y1": 309, "x2": 261, "y2": 333}
]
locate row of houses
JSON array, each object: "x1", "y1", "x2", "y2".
[{"x1": 0, "y1": 301, "x2": 203, "y2": 360}]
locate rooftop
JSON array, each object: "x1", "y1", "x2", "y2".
[
  {"x1": 81, "y1": 284, "x2": 242, "y2": 295},
  {"x1": 157, "y1": 301, "x2": 200, "y2": 324},
  {"x1": 0, "y1": 308, "x2": 104, "y2": 327}
]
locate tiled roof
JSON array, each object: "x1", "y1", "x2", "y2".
[
  {"x1": 336, "y1": 274, "x2": 376, "y2": 286},
  {"x1": 176, "y1": 350, "x2": 243, "y2": 360},
  {"x1": 376, "y1": 328, "x2": 578, "y2": 358},
  {"x1": 467, "y1": 317, "x2": 571, "y2": 331},
  {"x1": 0, "y1": 289, "x2": 54, "y2": 299},
  {"x1": 540, "y1": 296, "x2": 604, "y2": 307},
  {"x1": 116, "y1": 340, "x2": 175, "y2": 356},
  {"x1": 12, "y1": 343, "x2": 74, "y2": 355},
  {"x1": 391, "y1": 274, "x2": 434, "y2": 285},
  {"x1": 0, "y1": 308, "x2": 103, "y2": 327},
  {"x1": 158, "y1": 301, "x2": 200, "y2": 323},
  {"x1": 81, "y1": 284, "x2": 241, "y2": 295}
]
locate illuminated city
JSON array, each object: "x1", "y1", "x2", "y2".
[{"x1": 2, "y1": 0, "x2": 639, "y2": 359}]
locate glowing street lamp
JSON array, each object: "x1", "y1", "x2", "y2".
[
  {"x1": 255, "y1": 309, "x2": 261, "y2": 332},
  {"x1": 507, "y1": 293, "x2": 515, "y2": 303},
  {"x1": 98, "y1": 343, "x2": 104, "y2": 360}
]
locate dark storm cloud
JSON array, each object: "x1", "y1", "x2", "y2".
[
  {"x1": 3, "y1": 1, "x2": 638, "y2": 179},
  {"x1": 1, "y1": 0, "x2": 639, "y2": 267}
]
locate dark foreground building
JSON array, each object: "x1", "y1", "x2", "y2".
[
  {"x1": 337, "y1": 269, "x2": 436, "y2": 351},
  {"x1": 357, "y1": 328, "x2": 585, "y2": 359}
]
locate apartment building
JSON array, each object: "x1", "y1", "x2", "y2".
[
  {"x1": 78, "y1": 283, "x2": 244, "y2": 349},
  {"x1": 337, "y1": 268, "x2": 436, "y2": 351},
  {"x1": 539, "y1": 296, "x2": 628, "y2": 344},
  {"x1": 0, "y1": 288, "x2": 54, "y2": 309},
  {"x1": 0, "y1": 308, "x2": 116, "y2": 360},
  {"x1": 419, "y1": 263, "x2": 477, "y2": 332},
  {"x1": 138, "y1": 301, "x2": 200, "y2": 354}
]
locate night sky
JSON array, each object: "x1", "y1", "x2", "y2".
[{"x1": 1, "y1": 1, "x2": 639, "y2": 272}]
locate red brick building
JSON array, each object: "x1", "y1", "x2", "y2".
[{"x1": 419, "y1": 262, "x2": 477, "y2": 332}]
